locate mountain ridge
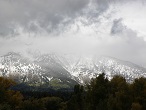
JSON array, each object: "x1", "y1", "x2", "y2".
[{"x1": 0, "y1": 52, "x2": 146, "y2": 90}]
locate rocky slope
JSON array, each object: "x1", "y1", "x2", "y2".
[{"x1": 0, "y1": 52, "x2": 146, "y2": 90}]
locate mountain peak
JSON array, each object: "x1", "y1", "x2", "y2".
[{"x1": 0, "y1": 52, "x2": 146, "y2": 90}]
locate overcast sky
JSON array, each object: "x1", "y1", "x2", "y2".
[{"x1": 0, "y1": 0, "x2": 146, "y2": 67}]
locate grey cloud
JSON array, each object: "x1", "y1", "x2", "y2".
[
  {"x1": 0, "y1": 0, "x2": 89, "y2": 36},
  {"x1": 0, "y1": 0, "x2": 146, "y2": 67},
  {"x1": 111, "y1": 18, "x2": 125, "y2": 35},
  {"x1": 0, "y1": 0, "x2": 145, "y2": 37},
  {"x1": 108, "y1": 18, "x2": 146, "y2": 66}
]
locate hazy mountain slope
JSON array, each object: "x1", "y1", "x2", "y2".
[
  {"x1": 0, "y1": 52, "x2": 146, "y2": 89},
  {"x1": 0, "y1": 52, "x2": 77, "y2": 90},
  {"x1": 57, "y1": 55, "x2": 146, "y2": 83}
]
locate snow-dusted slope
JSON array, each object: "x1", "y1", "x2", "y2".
[
  {"x1": 94, "y1": 56, "x2": 146, "y2": 82},
  {"x1": 0, "y1": 52, "x2": 146, "y2": 87},
  {"x1": 49, "y1": 54, "x2": 146, "y2": 83},
  {"x1": 0, "y1": 52, "x2": 77, "y2": 89},
  {"x1": 58, "y1": 55, "x2": 146, "y2": 83}
]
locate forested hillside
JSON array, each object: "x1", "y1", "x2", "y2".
[{"x1": 1, "y1": 73, "x2": 146, "y2": 110}]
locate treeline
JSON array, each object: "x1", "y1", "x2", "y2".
[
  {"x1": 1, "y1": 73, "x2": 146, "y2": 110},
  {"x1": 0, "y1": 77, "x2": 69, "y2": 110},
  {"x1": 68, "y1": 73, "x2": 146, "y2": 110}
]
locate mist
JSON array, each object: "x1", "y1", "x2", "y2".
[{"x1": 0, "y1": 0, "x2": 146, "y2": 67}]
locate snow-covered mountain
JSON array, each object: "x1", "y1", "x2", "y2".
[
  {"x1": 0, "y1": 52, "x2": 77, "y2": 90},
  {"x1": 59, "y1": 55, "x2": 146, "y2": 83},
  {"x1": 0, "y1": 52, "x2": 146, "y2": 90}
]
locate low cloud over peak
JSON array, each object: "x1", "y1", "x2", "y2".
[{"x1": 0, "y1": 0, "x2": 146, "y2": 67}]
